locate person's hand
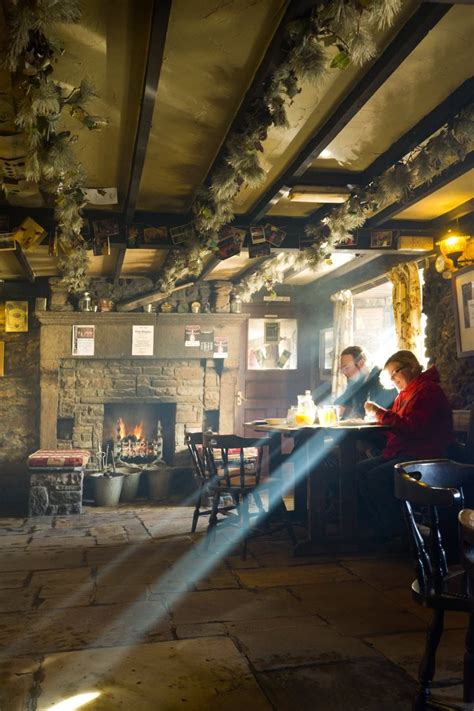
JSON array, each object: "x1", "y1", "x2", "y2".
[{"x1": 364, "y1": 401, "x2": 379, "y2": 416}]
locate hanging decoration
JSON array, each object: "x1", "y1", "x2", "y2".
[
  {"x1": 2, "y1": 0, "x2": 107, "y2": 293},
  {"x1": 192, "y1": 0, "x2": 403, "y2": 244}
]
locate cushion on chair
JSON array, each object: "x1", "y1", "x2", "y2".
[{"x1": 28, "y1": 449, "x2": 90, "y2": 470}]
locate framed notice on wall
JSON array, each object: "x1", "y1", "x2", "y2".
[
  {"x1": 132, "y1": 325, "x2": 154, "y2": 356},
  {"x1": 452, "y1": 265, "x2": 474, "y2": 358},
  {"x1": 72, "y1": 325, "x2": 95, "y2": 356}
]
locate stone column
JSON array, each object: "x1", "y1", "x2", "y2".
[{"x1": 212, "y1": 281, "x2": 233, "y2": 313}]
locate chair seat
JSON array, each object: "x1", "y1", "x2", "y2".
[{"x1": 412, "y1": 575, "x2": 473, "y2": 613}]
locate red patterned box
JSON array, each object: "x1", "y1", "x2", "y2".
[{"x1": 28, "y1": 449, "x2": 90, "y2": 470}]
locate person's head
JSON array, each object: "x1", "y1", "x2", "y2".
[
  {"x1": 384, "y1": 350, "x2": 423, "y2": 391},
  {"x1": 340, "y1": 346, "x2": 368, "y2": 381}
]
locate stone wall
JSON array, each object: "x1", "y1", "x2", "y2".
[
  {"x1": 423, "y1": 262, "x2": 474, "y2": 408},
  {"x1": 0, "y1": 307, "x2": 40, "y2": 510}
]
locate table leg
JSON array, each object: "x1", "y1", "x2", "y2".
[{"x1": 338, "y1": 432, "x2": 358, "y2": 541}]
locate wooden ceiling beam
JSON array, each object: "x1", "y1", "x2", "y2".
[
  {"x1": 200, "y1": 0, "x2": 318, "y2": 187},
  {"x1": 116, "y1": 281, "x2": 194, "y2": 311},
  {"x1": 363, "y1": 77, "x2": 474, "y2": 181},
  {"x1": 113, "y1": 244, "x2": 127, "y2": 283},
  {"x1": 123, "y1": 0, "x2": 172, "y2": 225},
  {"x1": 288, "y1": 171, "x2": 364, "y2": 188},
  {"x1": 195, "y1": 256, "x2": 221, "y2": 283},
  {"x1": 367, "y1": 151, "x2": 474, "y2": 227},
  {"x1": 248, "y1": 3, "x2": 451, "y2": 222},
  {"x1": 14, "y1": 243, "x2": 35, "y2": 283}
]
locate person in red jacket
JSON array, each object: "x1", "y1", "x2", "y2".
[{"x1": 357, "y1": 350, "x2": 454, "y2": 541}]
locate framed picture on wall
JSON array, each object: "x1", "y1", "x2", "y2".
[
  {"x1": 452, "y1": 265, "x2": 474, "y2": 358},
  {"x1": 319, "y1": 328, "x2": 333, "y2": 381}
]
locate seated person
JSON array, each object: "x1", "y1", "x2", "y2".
[
  {"x1": 357, "y1": 350, "x2": 454, "y2": 541},
  {"x1": 335, "y1": 346, "x2": 396, "y2": 420}
]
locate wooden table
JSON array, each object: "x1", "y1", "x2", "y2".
[{"x1": 248, "y1": 421, "x2": 388, "y2": 555}]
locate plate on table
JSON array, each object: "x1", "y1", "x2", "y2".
[{"x1": 266, "y1": 418, "x2": 286, "y2": 426}]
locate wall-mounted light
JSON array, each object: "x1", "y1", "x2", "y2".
[
  {"x1": 288, "y1": 186, "x2": 349, "y2": 204},
  {"x1": 435, "y1": 230, "x2": 473, "y2": 277}
]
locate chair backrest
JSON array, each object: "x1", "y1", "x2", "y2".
[
  {"x1": 185, "y1": 431, "x2": 206, "y2": 484},
  {"x1": 203, "y1": 434, "x2": 269, "y2": 489},
  {"x1": 450, "y1": 405, "x2": 474, "y2": 463},
  {"x1": 459, "y1": 509, "x2": 474, "y2": 587},
  {"x1": 394, "y1": 460, "x2": 474, "y2": 595}
]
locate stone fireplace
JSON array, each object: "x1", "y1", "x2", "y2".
[{"x1": 37, "y1": 312, "x2": 246, "y2": 465}]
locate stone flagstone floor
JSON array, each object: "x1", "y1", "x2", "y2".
[{"x1": 0, "y1": 503, "x2": 469, "y2": 710}]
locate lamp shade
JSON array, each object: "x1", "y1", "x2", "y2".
[{"x1": 439, "y1": 234, "x2": 467, "y2": 258}]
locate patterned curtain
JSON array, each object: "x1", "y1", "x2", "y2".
[
  {"x1": 389, "y1": 262, "x2": 422, "y2": 356},
  {"x1": 330, "y1": 289, "x2": 353, "y2": 398}
]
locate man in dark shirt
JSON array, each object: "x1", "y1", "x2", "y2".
[{"x1": 334, "y1": 346, "x2": 396, "y2": 420}]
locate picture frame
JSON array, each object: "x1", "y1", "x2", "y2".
[
  {"x1": 452, "y1": 265, "x2": 474, "y2": 358},
  {"x1": 5, "y1": 301, "x2": 28, "y2": 332},
  {"x1": 370, "y1": 230, "x2": 393, "y2": 249},
  {"x1": 319, "y1": 327, "x2": 333, "y2": 381}
]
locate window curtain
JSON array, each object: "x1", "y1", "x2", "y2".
[
  {"x1": 389, "y1": 262, "x2": 422, "y2": 356},
  {"x1": 330, "y1": 289, "x2": 353, "y2": 398}
]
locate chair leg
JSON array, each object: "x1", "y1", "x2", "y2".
[
  {"x1": 240, "y1": 494, "x2": 250, "y2": 560},
  {"x1": 191, "y1": 490, "x2": 203, "y2": 533},
  {"x1": 464, "y1": 613, "x2": 474, "y2": 703},
  {"x1": 414, "y1": 609, "x2": 445, "y2": 711}
]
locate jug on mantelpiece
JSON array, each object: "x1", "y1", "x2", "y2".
[{"x1": 295, "y1": 390, "x2": 316, "y2": 426}]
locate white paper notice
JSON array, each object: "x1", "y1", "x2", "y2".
[
  {"x1": 72, "y1": 325, "x2": 95, "y2": 356},
  {"x1": 132, "y1": 325, "x2": 154, "y2": 356},
  {"x1": 467, "y1": 299, "x2": 474, "y2": 329}
]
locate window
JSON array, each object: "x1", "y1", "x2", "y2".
[
  {"x1": 353, "y1": 281, "x2": 397, "y2": 365},
  {"x1": 247, "y1": 318, "x2": 297, "y2": 370}
]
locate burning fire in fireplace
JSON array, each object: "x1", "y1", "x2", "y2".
[{"x1": 113, "y1": 418, "x2": 163, "y2": 463}]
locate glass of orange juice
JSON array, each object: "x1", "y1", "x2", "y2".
[{"x1": 295, "y1": 413, "x2": 314, "y2": 426}]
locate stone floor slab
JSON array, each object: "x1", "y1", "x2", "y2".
[
  {"x1": 168, "y1": 587, "x2": 309, "y2": 625},
  {"x1": 257, "y1": 657, "x2": 415, "y2": 710},
  {"x1": 340, "y1": 557, "x2": 414, "y2": 590},
  {"x1": 293, "y1": 580, "x2": 426, "y2": 636},
  {"x1": 0, "y1": 589, "x2": 37, "y2": 613},
  {"x1": 0, "y1": 656, "x2": 40, "y2": 711},
  {"x1": 0, "y1": 601, "x2": 172, "y2": 656},
  {"x1": 35, "y1": 638, "x2": 271, "y2": 710},
  {"x1": 236, "y1": 563, "x2": 354, "y2": 588},
  {"x1": 226, "y1": 616, "x2": 377, "y2": 671},
  {"x1": 365, "y1": 628, "x2": 466, "y2": 685},
  {"x1": 0, "y1": 571, "x2": 28, "y2": 589}
]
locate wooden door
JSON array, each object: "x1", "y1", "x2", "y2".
[{"x1": 235, "y1": 305, "x2": 306, "y2": 435}]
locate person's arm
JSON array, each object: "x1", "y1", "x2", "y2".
[{"x1": 366, "y1": 385, "x2": 444, "y2": 437}]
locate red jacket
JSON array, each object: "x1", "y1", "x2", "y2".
[{"x1": 375, "y1": 366, "x2": 453, "y2": 460}]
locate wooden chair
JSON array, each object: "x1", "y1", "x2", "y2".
[
  {"x1": 458, "y1": 509, "x2": 474, "y2": 707},
  {"x1": 186, "y1": 431, "x2": 237, "y2": 533},
  {"x1": 394, "y1": 460, "x2": 474, "y2": 710},
  {"x1": 202, "y1": 433, "x2": 296, "y2": 557},
  {"x1": 450, "y1": 406, "x2": 474, "y2": 464}
]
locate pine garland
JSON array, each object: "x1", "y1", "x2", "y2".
[{"x1": 3, "y1": 0, "x2": 107, "y2": 293}]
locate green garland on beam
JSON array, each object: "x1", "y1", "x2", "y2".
[{"x1": 3, "y1": 0, "x2": 107, "y2": 293}]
